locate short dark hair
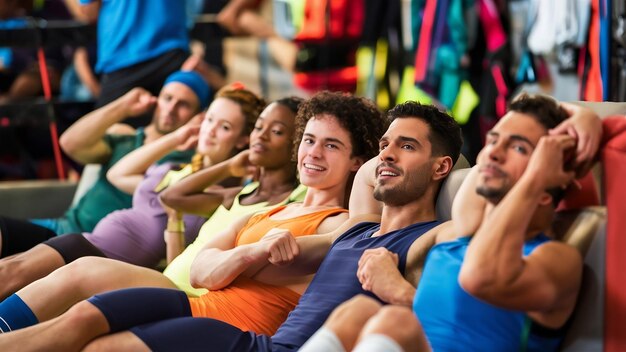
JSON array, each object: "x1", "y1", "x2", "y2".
[
  {"x1": 275, "y1": 96, "x2": 305, "y2": 115},
  {"x1": 386, "y1": 101, "x2": 462, "y2": 164},
  {"x1": 294, "y1": 91, "x2": 386, "y2": 160},
  {"x1": 508, "y1": 93, "x2": 569, "y2": 130}
]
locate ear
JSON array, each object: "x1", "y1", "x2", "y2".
[
  {"x1": 236, "y1": 135, "x2": 249, "y2": 150},
  {"x1": 538, "y1": 192, "x2": 554, "y2": 206},
  {"x1": 432, "y1": 156, "x2": 453, "y2": 181},
  {"x1": 350, "y1": 156, "x2": 366, "y2": 172}
]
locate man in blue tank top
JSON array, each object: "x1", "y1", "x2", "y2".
[
  {"x1": 300, "y1": 95, "x2": 602, "y2": 352},
  {"x1": 0, "y1": 101, "x2": 463, "y2": 351}
]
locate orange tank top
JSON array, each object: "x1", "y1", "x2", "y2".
[{"x1": 188, "y1": 205, "x2": 347, "y2": 335}]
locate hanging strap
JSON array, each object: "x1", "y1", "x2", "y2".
[{"x1": 413, "y1": 0, "x2": 437, "y2": 82}]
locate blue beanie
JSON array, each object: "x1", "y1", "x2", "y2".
[{"x1": 163, "y1": 70, "x2": 211, "y2": 110}]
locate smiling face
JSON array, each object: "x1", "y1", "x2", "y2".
[
  {"x1": 197, "y1": 97, "x2": 249, "y2": 164},
  {"x1": 373, "y1": 117, "x2": 438, "y2": 206},
  {"x1": 248, "y1": 102, "x2": 297, "y2": 169},
  {"x1": 153, "y1": 82, "x2": 200, "y2": 134},
  {"x1": 475, "y1": 112, "x2": 548, "y2": 202},
  {"x1": 297, "y1": 114, "x2": 363, "y2": 190}
]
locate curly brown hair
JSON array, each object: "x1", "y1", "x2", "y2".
[
  {"x1": 293, "y1": 91, "x2": 386, "y2": 161},
  {"x1": 215, "y1": 86, "x2": 267, "y2": 137}
]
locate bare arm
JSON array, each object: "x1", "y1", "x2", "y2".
[
  {"x1": 59, "y1": 88, "x2": 156, "y2": 164},
  {"x1": 252, "y1": 214, "x2": 380, "y2": 282},
  {"x1": 159, "y1": 150, "x2": 252, "y2": 216},
  {"x1": 450, "y1": 166, "x2": 485, "y2": 236},
  {"x1": 348, "y1": 157, "x2": 383, "y2": 218},
  {"x1": 73, "y1": 47, "x2": 100, "y2": 97},
  {"x1": 106, "y1": 117, "x2": 200, "y2": 194},
  {"x1": 189, "y1": 212, "x2": 273, "y2": 290},
  {"x1": 355, "y1": 223, "x2": 444, "y2": 306},
  {"x1": 459, "y1": 135, "x2": 581, "y2": 316}
]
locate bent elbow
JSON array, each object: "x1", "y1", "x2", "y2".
[
  {"x1": 60, "y1": 133, "x2": 78, "y2": 156},
  {"x1": 159, "y1": 191, "x2": 181, "y2": 209},
  {"x1": 458, "y1": 266, "x2": 493, "y2": 298}
]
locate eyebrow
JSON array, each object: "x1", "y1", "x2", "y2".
[
  {"x1": 379, "y1": 135, "x2": 423, "y2": 147},
  {"x1": 486, "y1": 131, "x2": 536, "y2": 148},
  {"x1": 304, "y1": 133, "x2": 347, "y2": 147}
]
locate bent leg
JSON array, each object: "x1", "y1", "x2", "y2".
[
  {"x1": 83, "y1": 331, "x2": 151, "y2": 352},
  {"x1": 300, "y1": 295, "x2": 383, "y2": 352},
  {"x1": 17, "y1": 257, "x2": 178, "y2": 323},
  {"x1": 354, "y1": 305, "x2": 430, "y2": 352},
  {"x1": 0, "y1": 300, "x2": 109, "y2": 351},
  {"x1": 0, "y1": 244, "x2": 65, "y2": 300}
]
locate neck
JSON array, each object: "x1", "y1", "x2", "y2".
[
  {"x1": 377, "y1": 195, "x2": 437, "y2": 236},
  {"x1": 143, "y1": 124, "x2": 163, "y2": 144},
  {"x1": 300, "y1": 184, "x2": 346, "y2": 209},
  {"x1": 254, "y1": 164, "x2": 298, "y2": 197}
]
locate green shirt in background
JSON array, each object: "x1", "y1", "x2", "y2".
[{"x1": 61, "y1": 128, "x2": 193, "y2": 233}]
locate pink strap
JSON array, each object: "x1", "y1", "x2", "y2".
[{"x1": 413, "y1": 0, "x2": 437, "y2": 82}]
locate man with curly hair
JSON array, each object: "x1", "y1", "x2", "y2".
[{"x1": 0, "y1": 98, "x2": 462, "y2": 352}]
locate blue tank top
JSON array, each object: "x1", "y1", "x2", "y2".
[
  {"x1": 413, "y1": 233, "x2": 563, "y2": 352},
  {"x1": 272, "y1": 220, "x2": 441, "y2": 351}
]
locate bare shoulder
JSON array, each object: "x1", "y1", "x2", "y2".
[
  {"x1": 531, "y1": 241, "x2": 583, "y2": 273},
  {"x1": 316, "y1": 211, "x2": 350, "y2": 234},
  {"x1": 433, "y1": 221, "x2": 459, "y2": 244},
  {"x1": 106, "y1": 123, "x2": 136, "y2": 135},
  {"x1": 406, "y1": 221, "x2": 453, "y2": 265}
]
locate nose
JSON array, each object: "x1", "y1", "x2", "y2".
[
  {"x1": 161, "y1": 98, "x2": 176, "y2": 116},
  {"x1": 206, "y1": 122, "x2": 218, "y2": 137},
  {"x1": 486, "y1": 140, "x2": 505, "y2": 162},
  {"x1": 378, "y1": 145, "x2": 396, "y2": 163},
  {"x1": 307, "y1": 141, "x2": 323, "y2": 158}
]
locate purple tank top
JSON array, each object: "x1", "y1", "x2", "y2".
[{"x1": 85, "y1": 163, "x2": 206, "y2": 268}]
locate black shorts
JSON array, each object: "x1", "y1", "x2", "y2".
[{"x1": 95, "y1": 49, "x2": 189, "y2": 128}]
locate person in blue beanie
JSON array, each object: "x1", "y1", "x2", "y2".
[{"x1": 0, "y1": 70, "x2": 210, "y2": 256}]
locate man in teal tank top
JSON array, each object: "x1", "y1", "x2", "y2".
[
  {"x1": 32, "y1": 70, "x2": 210, "y2": 235},
  {"x1": 301, "y1": 95, "x2": 601, "y2": 352}
]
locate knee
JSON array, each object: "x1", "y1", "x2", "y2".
[
  {"x1": 361, "y1": 306, "x2": 427, "y2": 352},
  {"x1": 63, "y1": 300, "x2": 106, "y2": 331},
  {"x1": 368, "y1": 306, "x2": 420, "y2": 334},
  {"x1": 327, "y1": 295, "x2": 382, "y2": 327}
]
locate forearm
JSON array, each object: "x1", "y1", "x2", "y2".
[
  {"x1": 190, "y1": 245, "x2": 266, "y2": 290},
  {"x1": 162, "y1": 192, "x2": 226, "y2": 217},
  {"x1": 253, "y1": 234, "x2": 334, "y2": 280},
  {"x1": 165, "y1": 229, "x2": 185, "y2": 264},
  {"x1": 387, "y1": 280, "x2": 416, "y2": 306},
  {"x1": 60, "y1": 99, "x2": 128, "y2": 163},
  {"x1": 108, "y1": 133, "x2": 178, "y2": 180},
  {"x1": 461, "y1": 175, "x2": 544, "y2": 287},
  {"x1": 160, "y1": 160, "x2": 235, "y2": 210},
  {"x1": 451, "y1": 166, "x2": 486, "y2": 236},
  {"x1": 74, "y1": 48, "x2": 100, "y2": 96}
]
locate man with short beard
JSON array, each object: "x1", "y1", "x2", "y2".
[
  {"x1": 0, "y1": 101, "x2": 462, "y2": 351},
  {"x1": 300, "y1": 95, "x2": 601, "y2": 352},
  {"x1": 0, "y1": 70, "x2": 209, "y2": 252}
]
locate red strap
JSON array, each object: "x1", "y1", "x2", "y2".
[
  {"x1": 413, "y1": 0, "x2": 437, "y2": 82},
  {"x1": 490, "y1": 65, "x2": 508, "y2": 118},
  {"x1": 37, "y1": 48, "x2": 66, "y2": 181},
  {"x1": 584, "y1": 0, "x2": 603, "y2": 101}
]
